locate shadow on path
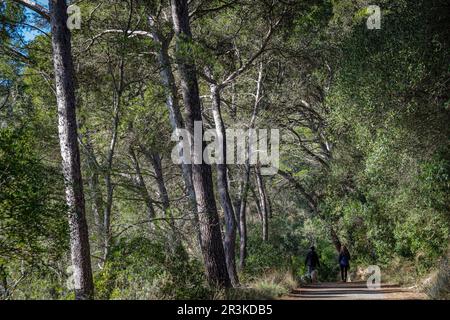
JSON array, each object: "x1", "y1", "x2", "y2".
[{"x1": 285, "y1": 281, "x2": 425, "y2": 300}]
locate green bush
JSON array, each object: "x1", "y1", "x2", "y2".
[{"x1": 94, "y1": 236, "x2": 211, "y2": 299}]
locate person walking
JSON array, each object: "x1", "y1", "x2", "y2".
[
  {"x1": 338, "y1": 245, "x2": 351, "y2": 282},
  {"x1": 305, "y1": 246, "x2": 320, "y2": 283}
]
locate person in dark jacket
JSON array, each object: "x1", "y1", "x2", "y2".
[
  {"x1": 305, "y1": 246, "x2": 320, "y2": 283},
  {"x1": 338, "y1": 245, "x2": 351, "y2": 282}
]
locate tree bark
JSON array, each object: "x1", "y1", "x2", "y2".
[
  {"x1": 209, "y1": 82, "x2": 239, "y2": 286},
  {"x1": 140, "y1": 147, "x2": 180, "y2": 244},
  {"x1": 148, "y1": 15, "x2": 200, "y2": 245},
  {"x1": 238, "y1": 177, "x2": 248, "y2": 270},
  {"x1": 82, "y1": 131, "x2": 104, "y2": 246},
  {"x1": 102, "y1": 97, "x2": 120, "y2": 262},
  {"x1": 147, "y1": 151, "x2": 181, "y2": 250},
  {"x1": 237, "y1": 63, "x2": 264, "y2": 270},
  {"x1": 255, "y1": 165, "x2": 269, "y2": 241},
  {"x1": 149, "y1": 152, "x2": 170, "y2": 213},
  {"x1": 129, "y1": 146, "x2": 156, "y2": 224},
  {"x1": 170, "y1": 0, "x2": 230, "y2": 288},
  {"x1": 330, "y1": 227, "x2": 342, "y2": 253},
  {"x1": 49, "y1": 0, "x2": 93, "y2": 300},
  {"x1": 250, "y1": 184, "x2": 263, "y2": 220}
]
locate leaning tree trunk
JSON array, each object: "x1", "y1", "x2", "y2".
[
  {"x1": 250, "y1": 184, "x2": 263, "y2": 221},
  {"x1": 209, "y1": 83, "x2": 239, "y2": 286},
  {"x1": 49, "y1": 0, "x2": 93, "y2": 300},
  {"x1": 143, "y1": 149, "x2": 180, "y2": 247},
  {"x1": 102, "y1": 101, "x2": 119, "y2": 262},
  {"x1": 83, "y1": 131, "x2": 105, "y2": 247},
  {"x1": 170, "y1": 0, "x2": 230, "y2": 288},
  {"x1": 255, "y1": 165, "x2": 269, "y2": 241},
  {"x1": 129, "y1": 146, "x2": 156, "y2": 225},
  {"x1": 148, "y1": 16, "x2": 201, "y2": 246},
  {"x1": 330, "y1": 227, "x2": 342, "y2": 253},
  {"x1": 237, "y1": 176, "x2": 249, "y2": 270},
  {"x1": 237, "y1": 63, "x2": 264, "y2": 270}
]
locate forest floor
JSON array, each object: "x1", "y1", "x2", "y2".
[{"x1": 283, "y1": 281, "x2": 426, "y2": 300}]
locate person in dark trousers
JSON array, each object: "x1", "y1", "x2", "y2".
[
  {"x1": 338, "y1": 245, "x2": 351, "y2": 282},
  {"x1": 305, "y1": 246, "x2": 320, "y2": 283}
]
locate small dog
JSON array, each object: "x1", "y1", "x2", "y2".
[{"x1": 310, "y1": 270, "x2": 318, "y2": 283}]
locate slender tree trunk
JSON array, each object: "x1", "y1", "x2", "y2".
[
  {"x1": 255, "y1": 165, "x2": 269, "y2": 241},
  {"x1": 102, "y1": 173, "x2": 113, "y2": 261},
  {"x1": 330, "y1": 227, "x2": 342, "y2": 253},
  {"x1": 148, "y1": 151, "x2": 182, "y2": 249},
  {"x1": 170, "y1": 0, "x2": 230, "y2": 288},
  {"x1": 49, "y1": 0, "x2": 93, "y2": 300},
  {"x1": 141, "y1": 148, "x2": 180, "y2": 243},
  {"x1": 102, "y1": 100, "x2": 119, "y2": 262},
  {"x1": 250, "y1": 184, "x2": 263, "y2": 220},
  {"x1": 149, "y1": 152, "x2": 170, "y2": 213},
  {"x1": 266, "y1": 189, "x2": 272, "y2": 219},
  {"x1": 209, "y1": 82, "x2": 239, "y2": 286},
  {"x1": 148, "y1": 16, "x2": 200, "y2": 245},
  {"x1": 0, "y1": 264, "x2": 8, "y2": 299},
  {"x1": 129, "y1": 146, "x2": 156, "y2": 225},
  {"x1": 83, "y1": 132, "x2": 104, "y2": 245},
  {"x1": 238, "y1": 176, "x2": 248, "y2": 270},
  {"x1": 237, "y1": 63, "x2": 264, "y2": 270},
  {"x1": 88, "y1": 168, "x2": 104, "y2": 244}
]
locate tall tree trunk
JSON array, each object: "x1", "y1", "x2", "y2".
[
  {"x1": 330, "y1": 227, "x2": 342, "y2": 253},
  {"x1": 0, "y1": 264, "x2": 8, "y2": 299},
  {"x1": 237, "y1": 63, "x2": 264, "y2": 270},
  {"x1": 238, "y1": 176, "x2": 248, "y2": 270},
  {"x1": 255, "y1": 165, "x2": 269, "y2": 241},
  {"x1": 83, "y1": 131, "x2": 104, "y2": 247},
  {"x1": 250, "y1": 184, "x2": 263, "y2": 220},
  {"x1": 49, "y1": 0, "x2": 93, "y2": 300},
  {"x1": 148, "y1": 16, "x2": 200, "y2": 245},
  {"x1": 209, "y1": 82, "x2": 239, "y2": 286},
  {"x1": 140, "y1": 148, "x2": 180, "y2": 246},
  {"x1": 88, "y1": 166, "x2": 104, "y2": 245},
  {"x1": 149, "y1": 152, "x2": 170, "y2": 213},
  {"x1": 129, "y1": 146, "x2": 156, "y2": 225},
  {"x1": 149, "y1": 151, "x2": 182, "y2": 250},
  {"x1": 266, "y1": 183, "x2": 272, "y2": 219},
  {"x1": 102, "y1": 98, "x2": 120, "y2": 262},
  {"x1": 102, "y1": 173, "x2": 113, "y2": 261},
  {"x1": 170, "y1": 0, "x2": 230, "y2": 288}
]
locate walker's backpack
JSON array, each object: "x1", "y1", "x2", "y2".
[{"x1": 340, "y1": 254, "x2": 349, "y2": 266}]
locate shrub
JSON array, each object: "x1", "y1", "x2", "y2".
[{"x1": 94, "y1": 236, "x2": 211, "y2": 299}]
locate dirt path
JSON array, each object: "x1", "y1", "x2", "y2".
[{"x1": 284, "y1": 281, "x2": 426, "y2": 300}]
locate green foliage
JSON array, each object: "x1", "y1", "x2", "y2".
[
  {"x1": 321, "y1": 0, "x2": 450, "y2": 277},
  {"x1": 0, "y1": 127, "x2": 68, "y2": 299},
  {"x1": 94, "y1": 237, "x2": 210, "y2": 299},
  {"x1": 0, "y1": 127, "x2": 68, "y2": 263},
  {"x1": 1, "y1": 0, "x2": 448, "y2": 300}
]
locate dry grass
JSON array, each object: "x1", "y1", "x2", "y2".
[
  {"x1": 213, "y1": 269, "x2": 298, "y2": 300},
  {"x1": 421, "y1": 249, "x2": 450, "y2": 300}
]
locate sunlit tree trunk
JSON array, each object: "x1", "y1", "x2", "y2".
[
  {"x1": 49, "y1": 0, "x2": 93, "y2": 300},
  {"x1": 237, "y1": 63, "x2": 264, "y2": 270},
  {"x1": 170, "y1": 0, "x2": 230, "y2": 288},
  {"x1": 148, "y1": 16, "x2": 201, "y2": 246},
  {"x1": 209, "y1": 82, "x2": 239, "y2": 286},
  {"x1": 255, "y1": 165, "x2": 269, "y2": 241}
]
